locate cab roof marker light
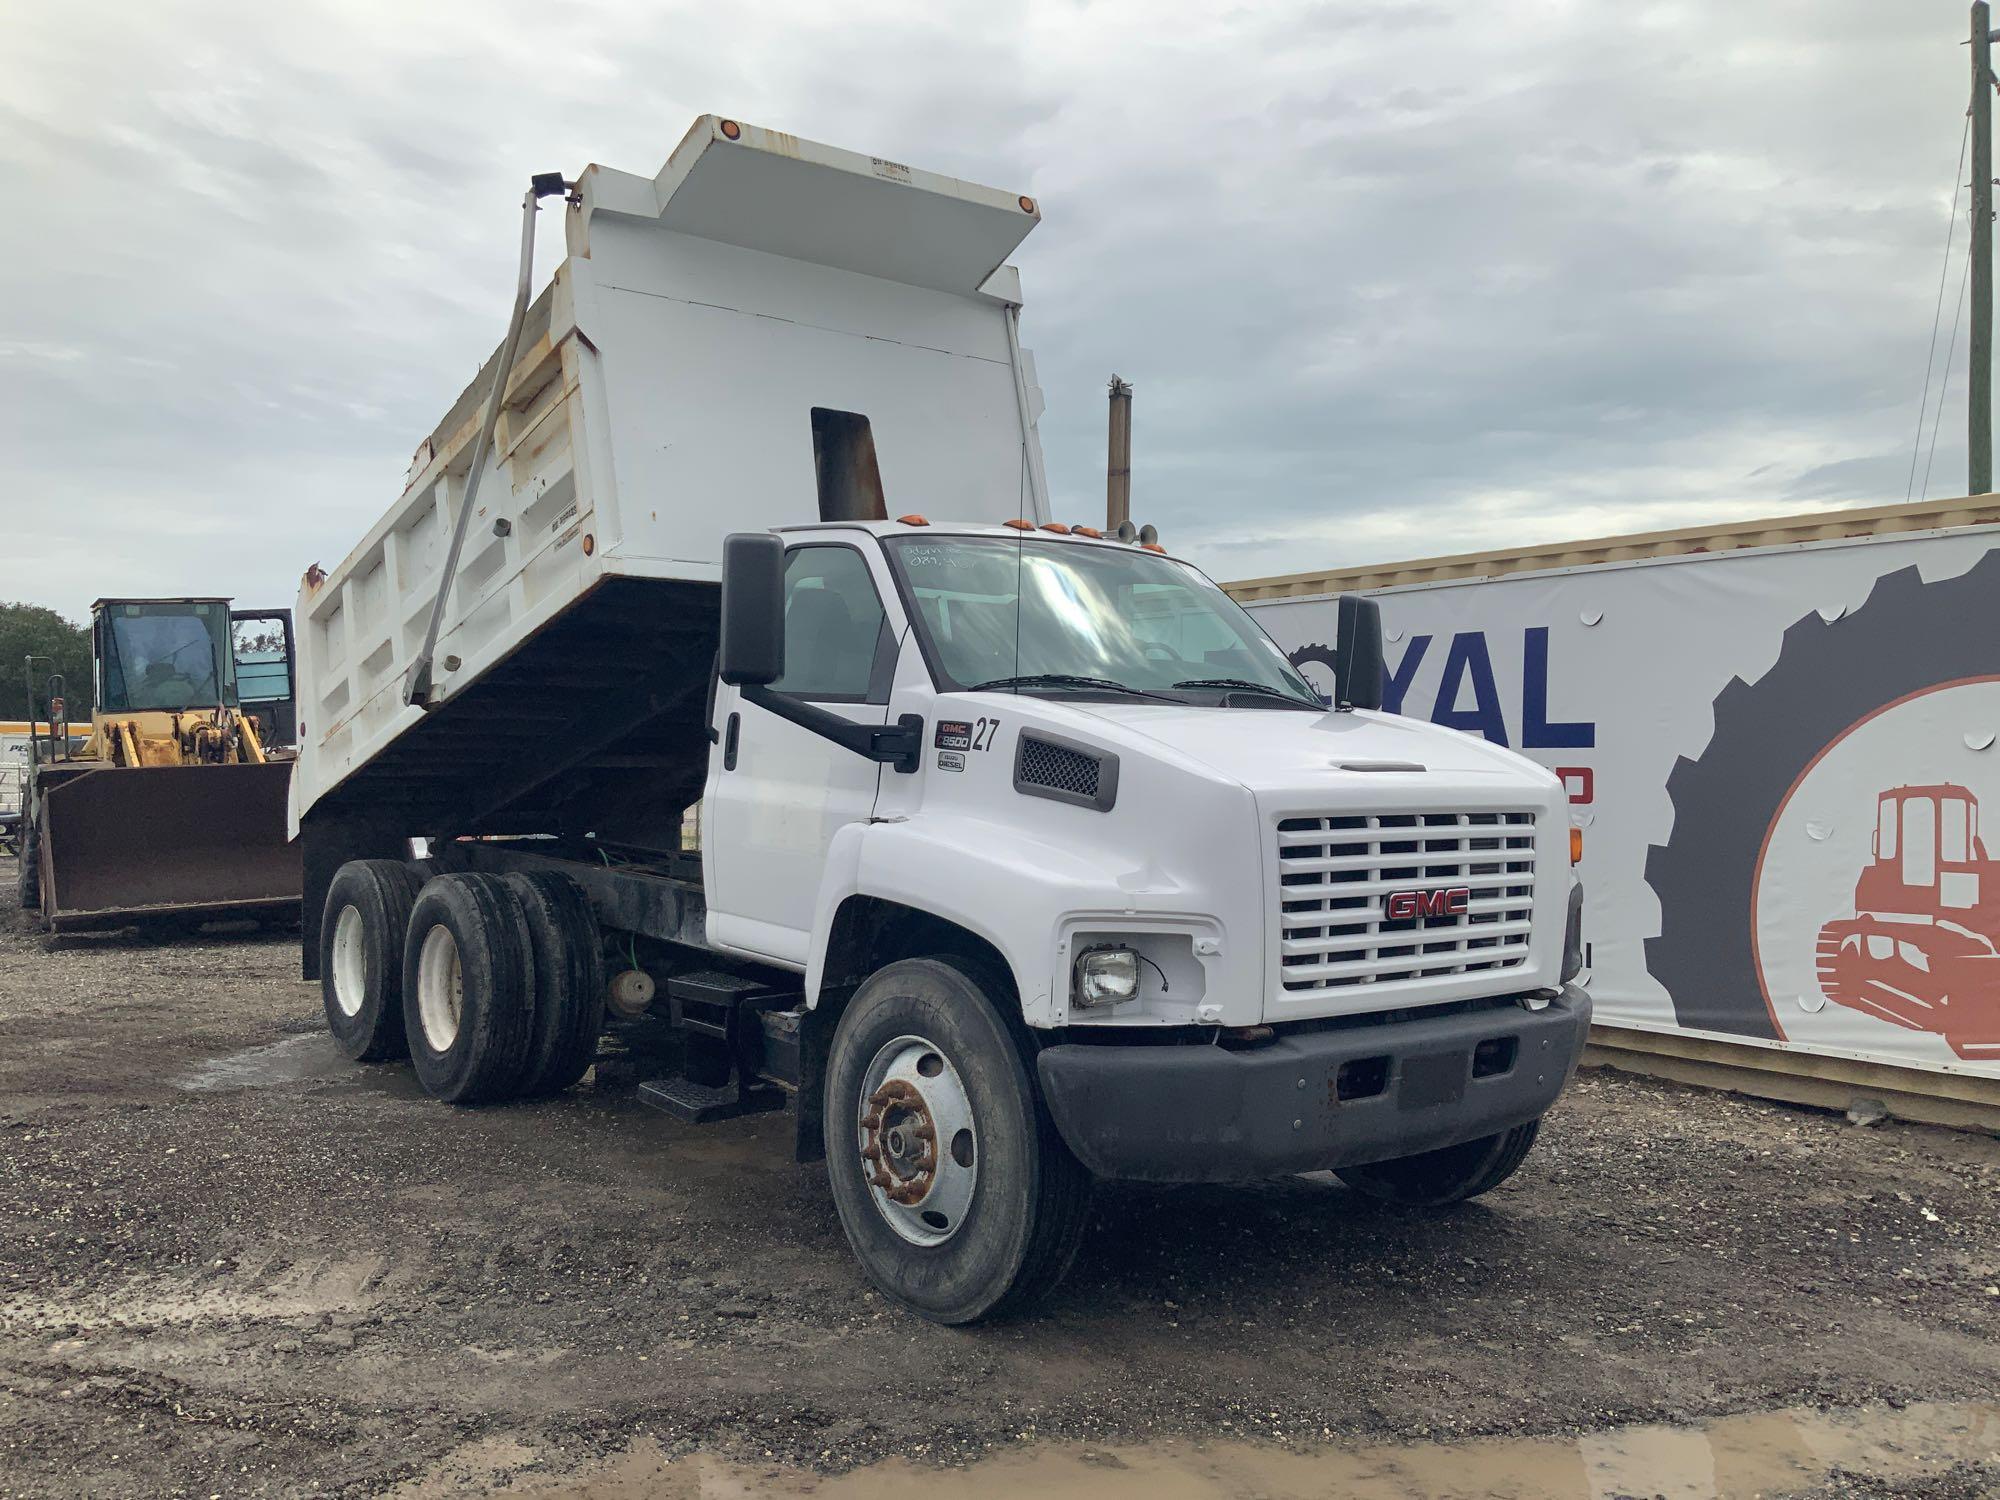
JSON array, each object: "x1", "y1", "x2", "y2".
[
  {"x1": 1041, "y1": 523, "x2": 1071, "y2": 534},
  {"x1": 1002, "y1": 518, "x2": 1035, "y2": 530},
  {"x1": 1140, "y1": 542, "x2": 1167, "y2": 554},
  {"x1": 896, "y1": 513, "x2": 930, "y2": 526},
  {"x1": 1071, "y1": 525, "x2": 1103, "y2": 539}
]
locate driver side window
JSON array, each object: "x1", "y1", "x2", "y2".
[{"x1": 770, "y1": 546, "x2": 891, "y2": 703}]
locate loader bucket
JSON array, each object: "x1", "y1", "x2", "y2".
[{"x1": 36, "y1": 762, "x2": 301, "y2": 932}]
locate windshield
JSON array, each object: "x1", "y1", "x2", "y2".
[
  {"x1": 885, "y1": 536, "x2": 1320, "y2": 704},
  {"x1": 99, "y1": 602, "x2": 233, "y2": 713}
]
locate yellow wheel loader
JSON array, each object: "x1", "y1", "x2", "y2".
[{"x1": 17, "y1": 598, "x2": 301, "y2": 933}]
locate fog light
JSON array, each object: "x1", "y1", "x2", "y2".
[{"x1": 1074, "y1": 946, "x2": 1140, "y2": 1007}]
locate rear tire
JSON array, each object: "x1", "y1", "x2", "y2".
[
  {"x1": 402, "y1": 873, "x2": 538, "y2": 1104},
  {"x1": 502, "y1": 872, "x2": 606, "y2": 1096},
  {"x1": 319, "y1": 859, "x2": 422, "y2": 1062},
  {"x1": 823, "y1": 955, "x2": 1092, "y2": 1324},
  {"x1": 1335, "y1": 1118, "x2": 1542, "y2": 1207}
]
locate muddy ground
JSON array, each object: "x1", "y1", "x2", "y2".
[{"x1": 1, "y1": 856, "x2": 1997, "y2": 1498}]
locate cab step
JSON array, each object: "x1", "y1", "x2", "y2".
[{"x1": 636, "y1": 1074, "x2": 787, "y2": 1125}]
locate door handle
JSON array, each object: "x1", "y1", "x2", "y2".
[{"x1": 723, "y1": 712, "x2": 741, "y2": 771}]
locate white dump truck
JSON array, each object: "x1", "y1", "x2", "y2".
[{"x1": 291, "y1": 116, "x2": 1590, "y2": 1323}]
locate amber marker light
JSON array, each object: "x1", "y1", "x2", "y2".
[{"x1": 1570, "y1": 827, "x2": 1584, "y2": 864}]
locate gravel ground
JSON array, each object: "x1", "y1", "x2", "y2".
[{"x1": 2, "y1": 854, "x2": 1997, "y2": 1497}]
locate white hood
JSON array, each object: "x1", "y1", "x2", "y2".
[{"x1": 1008, "y1": 700, "x2": 1559, "y2": 796}]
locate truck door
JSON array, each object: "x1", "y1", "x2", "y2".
[{"x1": 703, "y1": 542, "x2": 899, "y2": 965}]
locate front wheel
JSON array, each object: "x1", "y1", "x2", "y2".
[
  {"x1": 823, "y1": 956, "x2": 1091, "y2": 1324},
  {"x1": 1335, "y1": 1118, "x2": 1542, "y2": 1207}
]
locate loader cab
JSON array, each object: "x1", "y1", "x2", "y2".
[
  {"x1": 90, "y1": 598, "x2": 299, "y2": 748},
  {"x1": 93, "y1": 598, "x2": 237, "y2": 715},
  {"x1": 1864, "y1": 785, "x2": 1988, "y2": 915}
]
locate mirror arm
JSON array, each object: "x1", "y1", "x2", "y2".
[{"x1": 740, "y1": 685, "x2": 923, "y2": 773}]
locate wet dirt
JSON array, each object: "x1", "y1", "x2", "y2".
[
  {"x1": 392, "y1": 1399, "x2": 2000, "y2": 1498},
  {"x1": 3, "y1": 853, "x2": 1999, "y2": 1498}
]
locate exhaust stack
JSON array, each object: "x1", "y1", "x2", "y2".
[{"x1": 1106, "y1": 374, "x2": 1133, "y2": 533}]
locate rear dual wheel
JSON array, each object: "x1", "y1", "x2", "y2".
[
  {"x1": 321, "y1": 860, "x2": 605, "y2": 1102},
  {"x1": 403, "y1": 874, "x2": 538, "y2": 1104},
  {"x1": 320, "y1": 859, "x2": 423, "y2": 1061}
]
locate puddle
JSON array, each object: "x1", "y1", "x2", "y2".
[
  {"x1": 396, "y1": 1400, "x2": 2000, "y2": 1499},
  {"x1": 175, "y1": 1033, "x2": 348, "y2": 1092}
]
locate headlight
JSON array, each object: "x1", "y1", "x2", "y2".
[
  {"x1": 1561, "y1": 881, "x2": 1585, "y2": 984},
  {"x1": 1074, "y1": 945, "x2": 1141, "y2": 1007}
]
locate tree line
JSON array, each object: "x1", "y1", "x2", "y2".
[{"x1": 0, "y1": 602, "x2": 94, "y2": 722}]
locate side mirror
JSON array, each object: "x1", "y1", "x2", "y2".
[
  {"x1": 720, "y1": 532, "x2": 785, "y2": 686},
  {"x1": 1334, "y1": 594, "x2": 1385, "y2": 711}
]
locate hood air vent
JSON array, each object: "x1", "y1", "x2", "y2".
[{"x1": 1014, "y1": 730, "x2": 1119, "y2": 812}]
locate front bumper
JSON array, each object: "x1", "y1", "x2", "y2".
[{"x1": 1036, "y1": 986, "x2": 1591, "y2": 1183}]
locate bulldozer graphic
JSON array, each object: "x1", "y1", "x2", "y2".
[{"x1": 1816, "y1": 784, "x2": 2000, "y2": 1061}]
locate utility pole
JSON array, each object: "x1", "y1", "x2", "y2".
[
  {"x1": 1974, "y1": 2, "x2": 1993, "y2": 494},
  {"x1": 1106, "y1": 375, "x2": 1133, "y2": 531}
]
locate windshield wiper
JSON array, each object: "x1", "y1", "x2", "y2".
[
  {"x1": 969, "y1": 673, "x2": 1179, "y2": 701},
  {"x1": 1173, "y1": 677, "x2": 1323, "y2": 708}
]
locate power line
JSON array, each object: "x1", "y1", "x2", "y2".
[
  {"x1": 1921, "y1": 234, "x2": 1975, "y2": 501},
  {"x1": 1908, "y1": 107, "x2": 1973, "y2": 502}
]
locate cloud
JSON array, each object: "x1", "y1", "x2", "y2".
[{"x1": 0, "y1": 0, "x2": 1977, "y2": 619}]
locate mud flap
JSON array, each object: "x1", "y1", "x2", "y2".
[{"x1": 39, "y1": 762, "x2": 300, "y2": 931}]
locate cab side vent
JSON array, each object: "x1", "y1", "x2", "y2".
[{"x1": 1014, "y1": 730, "x2": 1119, "y2": 812}]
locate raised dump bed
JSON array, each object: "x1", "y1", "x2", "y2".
[{"x1": 290, "y1": 115, "x2": 1052, "y2": 861}]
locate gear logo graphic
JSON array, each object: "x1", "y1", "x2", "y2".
[{"x1": 1645, "y1": 553, "x2": 2000, "y2": 1051}]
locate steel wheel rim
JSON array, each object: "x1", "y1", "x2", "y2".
[
  {"x1": 330, "y1": 904, "x2": 367, "y2": 1018},
  {"x1": 417, "y1": 924, "x2": 463, "y2": 1052},
  {"x1": 857, "y1": 1033, "x2": 977, "y2": 1247}
]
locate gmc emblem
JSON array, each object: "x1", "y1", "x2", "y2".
[{"x1": 1385, "y1": 886, "x2": 1471, "y2": 921}]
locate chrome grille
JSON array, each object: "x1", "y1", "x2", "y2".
[{"x1": 1275, "y1": 810, "x2": 1537, "y2": 992}]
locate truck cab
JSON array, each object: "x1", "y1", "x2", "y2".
[{"x1": 291, "y1": 116, "x2": 1589, "y2": 1324}]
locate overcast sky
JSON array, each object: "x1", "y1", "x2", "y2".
[{"x1": 0, "y1": 1, "x2": 1982, "y2": 620}]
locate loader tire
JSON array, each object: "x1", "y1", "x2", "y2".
[
  {"x1": 402, "y1": 873, "x2": 537, "y2": 1105},
  {"x1": 320, "y1": 859, "x2": 422, "y2": 1062},
  {"x1": 823, "y1": 955, "x2": 1092, "y2": 1325},
  {"x1": 1336, "y1": 1118, "x2": 1541, "y2": 1207},
  {"x1": 502, "y1": 872, "x2": 605, "y2": 1096},
  {"x1": 15, "y1": 815, "x2": 40, "y2": 921}
]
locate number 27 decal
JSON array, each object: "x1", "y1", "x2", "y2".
[{"x1": 972, "y1": 717, "x2": 999, "y2": 751}]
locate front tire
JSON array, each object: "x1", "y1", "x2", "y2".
[
  {"x1": 401, "y1": 874, "x2": 538, "y2": 1104},
  {"x1": 319, "y1": 859, "x2": 422, "y2": 1062},
  {"x1": 1335, "y1": 1118, "x2": 1541, "y2": 1207},
  {"x1": 823, "y1": 956, "x2": 1091, "y2": 1324}
]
